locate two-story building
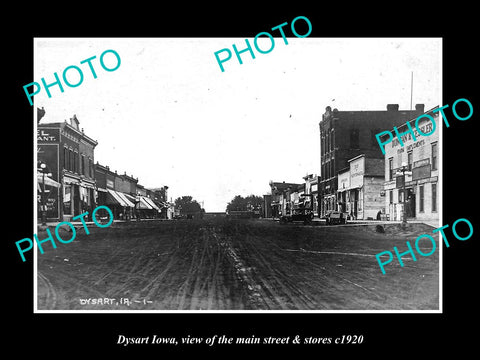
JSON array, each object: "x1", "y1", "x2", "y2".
[
  {"x1": 38, "y1": 115, "x2": 98, "y2": 222},
  {"x1": 380, "y1": 106, "x2": 440, "y2": 225}
]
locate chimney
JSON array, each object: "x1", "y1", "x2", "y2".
[
  {"x1": 415, "y1": 104, "x2": 425, "y2": 113},
  {"x1": 387, "y1": 104, "x2": 399, "y2": 111}
]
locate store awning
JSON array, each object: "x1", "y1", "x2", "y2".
[
  {"x1": 107, "y1": 189, "x2": 130, "y2": 207},
  {"x1": 37, "y1": 173, "x2": 61, "y2": 188},
  {"x1": 153, "y1": 200, "x2": 166, "y2": 209},
  {"x1": 137, "y1": 196, "x2": 153, "y2": 210},
  {"x1": 123, "y1": 193, "x2": 137, "y2": 204},
  {"x1": 116, "y1": 191, "x2": 135, "y2": 207},
  {"x1": 143, "y1": 197, "x2": 161, "y2": 211}
]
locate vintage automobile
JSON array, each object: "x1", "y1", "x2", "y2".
[{"x1": 325, "y1": 210, "x2": 347, "y2": 225}]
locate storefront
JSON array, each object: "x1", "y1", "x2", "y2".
[
  {"x1": 37, "y1": 171, "x2": 61, "y2": 221},
  {"x1": 336, "y1": 155, "x2": 384, "y2": 220},
  {"x1": 106, "y1": 189, "x2": 135, "y2": 220},
  {"x1": 38, "y1": 117, "x2": 98, "y2": 222}
]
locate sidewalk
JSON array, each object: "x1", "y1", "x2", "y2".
[{"x1": 40, "y1": 218, "x2": 169, "y2": 228}]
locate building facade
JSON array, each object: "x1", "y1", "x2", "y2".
[
  {"x1": 303, "y1": 174, "x2": 320, "y2": 216},
  {"x1": 269, "y1": 181, "x2": 303, "y2": 218},
  {"x1": 337, "y1": 154, "x2": 384, "y2": 220},
  {"x1": 380, "y1": 107, "x2": 439, "y2": 224},
  {"x1": 318, "y1": 104, "x2": 426, "y2": 217},
  {"x1": 38, "y1": 116, "x2": 98, "y2": 222}
]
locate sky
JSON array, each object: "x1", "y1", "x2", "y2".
[{"x1": 34, "y1": 38, "x2": 441, "y2": 212}]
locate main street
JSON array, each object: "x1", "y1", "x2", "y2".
[{"x1": 37, "y1": 219, "x2": 439, "y2": 311}]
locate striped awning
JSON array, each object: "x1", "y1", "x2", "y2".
[
  {"x1": 107, "y1": 189, "x2": 131, "y2": 207},
  {"x1": 37, "y1": 173, "x2": 61, "y2": 188},
  {"x1": 116, "y1": 191, "x2": 135, "y2": 207},
  {"x1": 143, "y1": 197, "x2": 160, "y2": 211}
]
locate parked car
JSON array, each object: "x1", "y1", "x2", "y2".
[{"x1": 325, "y1": 211, "x2": 347, "y2": 225}]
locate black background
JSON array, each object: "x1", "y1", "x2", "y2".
[{"x1": 6, "y1": 4, "x2": 478, "y2": 356}]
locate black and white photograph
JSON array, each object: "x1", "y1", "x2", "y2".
[
  {"x1": 6, "y1": 6, "x2": 479, "y2": 356},
  {"x1": 33, "y1": 37, "x2": 441, "y2": 312}
]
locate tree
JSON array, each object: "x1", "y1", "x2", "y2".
[
  {"x1": 226, "y1": 194, "x2": 263, "y2": 212},
  {"x1": 174, "y1": 196, "x2": 202, "y2": 215}
]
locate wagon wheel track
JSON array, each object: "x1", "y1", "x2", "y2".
[
  {"x1": 240, "y1": 234, "x2": 319, "y2": 310},
  {"x1": 37, "y1": 271, "x2": 58, "y2": 310}
]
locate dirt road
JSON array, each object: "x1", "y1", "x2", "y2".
[{"x1": 37, "y1": 219, "x2": 439, "y2": 310}]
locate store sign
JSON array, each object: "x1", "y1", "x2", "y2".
[
  {"x1": 414, "y1": 158, "x2": 430, "y2": 168},
  {"x1": 350, "y1": 157, "x2": 364, "y2": 189},
  {"x1": 412, "y1": 164, "x2": 431, "y2": 181},
  {"x1": 396, "y1": 174, "x2": 405, "y2": 189},
  {"x1": 37, "y1": 128, "x2": 60, "y2": 143}
]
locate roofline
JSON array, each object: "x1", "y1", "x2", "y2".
[{"x1": 379, "y1": 105, "x2": 440, "y2": 139}]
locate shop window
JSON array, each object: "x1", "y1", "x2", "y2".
[
  {"x1": 419, "y1": 185, "x2": 424, "y2": 212},
  {"x1": 432, "y1": 183, "x2": 437, "y2": 212},
  {"x1": 63, "y1": 185, "x2": 72, "y2": 215}
]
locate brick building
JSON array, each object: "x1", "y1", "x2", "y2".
[
  {"x1": 37, "y1": 115, "x2": 97, "y2": 221},
  {"x1": 318, "y1": 103, "x2": 426, "y2": 217}
]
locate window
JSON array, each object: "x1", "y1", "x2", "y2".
[
  {"x1": 432, "y1": 142, "x2": 438, "y2": 170},
  {"x1": 63, "y1": 185, "x2": 72, "y2": 215},
  {"x1": 371, "y1": 129, "x2": 380, "y2": 147},
  {"x1": 81, "y1": 154, "x2": 85, "y2": 175},
  {"x1": 432, "y1": 183, "x2": 437, "y2": 212},
  {"x1": 326, "y1": 133, "x2": 330, "y2": 152},
  {"x1": 388, "y1": 158, "x2": 394, "y2": 180},
  {"x1": 330, "y1": 129, "x2": 335, "y2": 152},
  {"x1": 419, "y1": 185, "x2": 424, "y2": 212},
  {"x1": 63, "y1": 147, "x2": 68, "y2": 170},
  {"x1": 350, "y1": 129, "x2": 359, "y2": 149},
  {"x1": 74, "y1": 152, "x2": 79, "y2": 173},
  {"x1": 407, "y1": 151, "x2": 413, "y2": 171},
  {"x1": 69, "y1": 150, "x2": 74, "y2": 172},
  {"x1": 389, "y1": 190, "x2": 393, "y2": 204},
  {"x1": 89, "y1": 159, "x2": 93, "y2": 178}
]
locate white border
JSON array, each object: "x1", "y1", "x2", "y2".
[{"x1": 33, "y1": 37, "x2": 443, "y2": 314}]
